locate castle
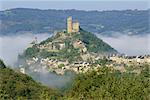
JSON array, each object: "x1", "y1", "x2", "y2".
[{"x1": 67, "y1": 16, "x2": 80, "y2": 33}]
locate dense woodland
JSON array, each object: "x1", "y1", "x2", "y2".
[
  {"x1": 0, "y1": 59, "x2": 149, "y2": 99},
  {"x1": 0, "y1": 60, "x2": 61, "y2": 100},
  {"x1": 64, "y1": 66, "x2": 150, "y2": 99},
  {"x1": 0, "y1": 8, "x2": 149, "y2": 36}
]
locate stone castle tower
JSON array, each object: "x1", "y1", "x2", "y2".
[
  {"x1": 67, "y1": 16, "x2": 80, "y2": 33},
  {"x1": 67, "y1": 16, "x2": 73, "y2": 33},
  {"x1": 73, "y1": 21, "x2": 80, "y2": 32}
]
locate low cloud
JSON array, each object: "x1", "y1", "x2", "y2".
[
  {"x1": 0, "y1": 33, "x2": 50, "y2": 66},
  {"x1": 97, "y1": 34, "x2": 150, "y2": 56},
  {"x1": 27, "y1": 66, "x2": 75, "y2": 89}
]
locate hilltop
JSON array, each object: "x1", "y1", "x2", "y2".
[
  {"x1": 17, "y1": 16, "x2": 117, "y2": 74},
  {"x1": 0, "y1": 8, "x2": 149, "y2": 36},
  {"x1": 20, "y1": 28, "x2": 117, "y2": 63}
]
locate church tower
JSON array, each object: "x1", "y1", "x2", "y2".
[{"x1": 67, "y1": 16, "x2": 72, "y2": 33}]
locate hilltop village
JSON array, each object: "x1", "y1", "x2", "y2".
[
  {"x1": 20, "y1": 54, "x2": 150, "y2": 75},
  {"x1": 20, "y1": 16, "x2": 150, "y2": 75}
]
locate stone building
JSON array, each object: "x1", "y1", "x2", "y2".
[
  {"x1": 72, "y1": 21, "x2": 80, "y2": 32},
  {"x1": 20, "y1": 68, "x2": 25, "y2": 74},
  {"x1": 73, "y1": 40, "x2": 87, "y2": 53},
  {"x1": 67, "y1": 16, "x2": 73, "y2": 33},
  {"x1": 67, "y1": 16, "x2": 80, "y2": 33}
]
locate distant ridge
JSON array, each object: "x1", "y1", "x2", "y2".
[{"x1": 0, "y1": 8, "x2": 149, "y2": 36}]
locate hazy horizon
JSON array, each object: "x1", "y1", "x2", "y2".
[
  {"x1": 0, "y1": 0, "x2": 149, "y2": 11},
  {"x1": 1, "y1": 7, "x2": 149, "y2": 12}
]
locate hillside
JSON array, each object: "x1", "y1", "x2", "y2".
[
  {"x1": 20, "y1": 28, "x2": 117, "y2": 63},
  {"x1": 64, "y1": 67, "x2": 150, "y2": 99},
  {"x1": 0, "y1": 60, "x2": 61, "y2": 99},
  {"x1": 0, "y1": 8, "x2": 149, "y2": 36}
]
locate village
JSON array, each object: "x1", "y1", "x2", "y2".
[
  {"x1": 20, "y1": 53, "x2": 150, "y2": 75},
  {"x1": 20, "y1": 16, "x2": 150, "y2": 75}
]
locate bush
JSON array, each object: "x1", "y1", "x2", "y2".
[{"x1": 0, "y1": 59, "x2": 6, "y2": 68}]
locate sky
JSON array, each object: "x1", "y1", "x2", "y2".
[{"x1": 0, "y1": 0, "x2": 149, "y2": 11}]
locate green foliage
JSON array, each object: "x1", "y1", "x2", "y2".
[
  {"x1": 64, "y1": 67, "x2": 150, "y2": 99},
  {"x1": 58, "y1": 47, "x2": 81, "y2": 63},
  {"x1": 94, "y1": 58, "x2": 111, "y2": 66},
  {"x1": 74, "y1": 29, "x2": 117, "y2": 53},
  {"x1": 39, "y1": 50, "x2": 58, "y2": 58},
  {"x1": 23, "y1": 45, "x2": 40, "y2": 58},
  {"x1": 0, "y1": 59, "x2": 6, "y2": 68},
  {"x1": 38, "y1": 42, "x2": 81, "y2": 62},
  {"x1": 40, "y1": 39, "x2": 82, "y2": 62},
  {"x1": 0, "y1": 66, "x2": 61, "y2": 100},
  {"x1": 141, "y1": 64, "x2": 150, "y2": 77},
  {"x1": 39, "y1": 37, "x2": 54, "y2": 45},
  {"x1": 58, "y1": 64, "x2": 65, "y2": 68}
]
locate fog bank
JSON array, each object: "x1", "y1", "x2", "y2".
[
  {"x1": 0, "y1": 33, "x2": 50, "y2": 66},
  {"x1": 97, "y1": 34, "x2": 150, "y2": 56},
  {"x1": 28, "y1": 67, "x2": 75, "y2": 89}
]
